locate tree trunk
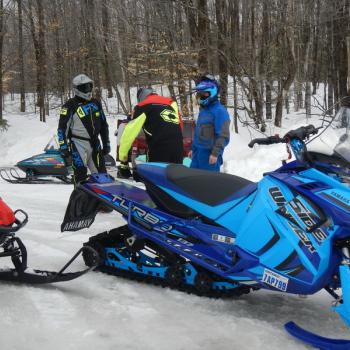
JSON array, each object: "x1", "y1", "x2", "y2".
[
  {"x1": 189, "y1": 78, "x2": 194, "y2": 116},
  {"x1": 0, "y1": 0, "x2": 3, "y2": 122},
  {"x1": 311, "y1": 0, "x2": 320, "y2": 95},
  {"x1": 17, "y1": 0, "x2": 25, "y2": 112},
  {"x1": 266, "y1": 80, "x2": 272, "y2": 120},
  {"x1": 347, "y1": 36, "x2": 350, "y2": 92},
  {"x1": 233, "y1": 75, "x2": 238, "y2": 133},
  {"x1": 332, "y1": 1, "x2": 348, "y2": 102},
  {"x1": 36, "y1": 0, "x2": 46, "y2": 121},
  {"x1": 102, "y1": 0, "x2": 113, "y2": 98},
  {"x1": 197, "y1": 0, "x2": 209, "y2": 73},
  {"x1": 52, "y1": 0, "x2": 64, "y2": 99},
  {"x1": 28, "y1": 0, "x2": 46, "y2": 121},
  {"x1": 304, "y1": 37, "x2": 312, "y2": 119},
  {"x1": 261, "y1": 0, "x2": 271, "y2": 119},
  {"x1": 114, "y1": 4, "x2": 131, "y2": 112},
  {"x1": 216, "y1": 0, "x2": 228, "y2": 106},
  {"x1": 275, "y1": 31, "x2": 296, "y2": 127}
]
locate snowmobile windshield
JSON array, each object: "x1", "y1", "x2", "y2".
[
  {"x1": 333, "y1": 107, "x2": 350, "y2": 162},
  {"x1": 307, "y1": 106, "x2": 350, "y2": 164},
  {"x1": 44, "y1": 136, "x2": 60, "y2": 151}
]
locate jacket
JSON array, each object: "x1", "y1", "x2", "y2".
[
  {"x1": 193, "y1": 100, "x2": 230, "y2": 157},
  {"x1": 57, "y1": 96, "x2": 109, "y2": 150},
  {"x1": 119, "y1": 94, "x2": 183, "y2": 161}
]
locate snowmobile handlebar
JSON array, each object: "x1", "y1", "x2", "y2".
[
  {"x1": 248, "y1": 135, "x2": 284, "y2": 148},
  {"x1": 283, "y1": 124, "x2": 319, "y2": 141},
  {"x1": 0, "y1": 209, "x2": 28, "y2": 234},
  {"x1": 248, "y1": 125, "x2": 319, "y2": 148}
]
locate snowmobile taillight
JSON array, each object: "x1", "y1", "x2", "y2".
[{"x1": 0, "y1": 198, "x2": 16, "y2": 226}]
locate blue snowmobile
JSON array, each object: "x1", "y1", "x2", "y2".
[{"x1": 61, "y1": 112, "x2": 350, "y2": 348}]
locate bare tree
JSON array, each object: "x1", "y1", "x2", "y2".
[
  {"x1": 0, "y1": 0, "x2": 4, "y2": 125},
  {"x1": 17, "y1": 0, "x2": 25, "y2": 112},
  {"x1": 1, "y1": 0, "x2": 349, "y2": 130}
]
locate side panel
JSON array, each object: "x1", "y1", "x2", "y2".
[{"x1": 218, "y1": 175, "x2": 335, "y2": 294}]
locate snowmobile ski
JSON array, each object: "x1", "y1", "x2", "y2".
[
  {"x1": 0, "y1": 199, "x2": 99, "y2": 284},
  {"x1": 0, "y1": 245, "x2": 99, "y2": 284},
  {"x1": 0, "y1": 167, "x2": 72, "y2": 184},
  {"x1": 284, "y1": 321, "x2": 350, "y2": 349}
]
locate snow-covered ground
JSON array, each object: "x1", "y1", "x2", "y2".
[{"x1": 0, "y1": 95, "x2": 348, "y2": 349}]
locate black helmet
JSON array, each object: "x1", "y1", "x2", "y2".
[{"x1": 137, "y1": 87, "x2": 154, "y2": 103}]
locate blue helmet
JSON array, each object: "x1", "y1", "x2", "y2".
[{"x1": 194, "y1": 80, "x2": 218, "y2": 106}]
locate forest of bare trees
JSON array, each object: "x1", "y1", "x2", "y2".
[{"x1": 0, "y1": 0, "x2": 349, "y2": 132}]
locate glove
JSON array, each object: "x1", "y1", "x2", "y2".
[
  {"x1": 103, "y1": 143, "x2": 111, "y2": 155},
  {"x1": 60, "y1": 147, "x2": 72, "y2": 166},
  {"x1": 117, "y1": 161, "x2": 132, "y2": 179},
  {"x1": 60, "y1": 147, "x2": 70, "y2": 159}
]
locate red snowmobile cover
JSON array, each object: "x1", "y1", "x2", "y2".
[{"x1": 0, "y1": 198, "x2": 15, "y2": 226}]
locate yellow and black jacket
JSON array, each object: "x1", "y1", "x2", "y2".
[{"x1": 119, "y1": 94, "x2": 183, "y2": 163}]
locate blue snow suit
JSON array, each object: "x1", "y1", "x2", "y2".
[{"x1": 190, "y1": 100, "x2": 230, "y2": 172}]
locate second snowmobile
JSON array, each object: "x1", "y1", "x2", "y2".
[{"x1": 0, "y1": 136, "x2": 116, "y2": 184}]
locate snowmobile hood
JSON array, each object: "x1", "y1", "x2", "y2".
[{"x1": 16, "y1": 152, "x2": 67, "y2": 178}]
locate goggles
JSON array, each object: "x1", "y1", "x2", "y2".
[
  {"x1": 77, "y1": 82, "x2": 93, "y2": 94},
  {"x1": 196, "y1": 91, "x2": 210, "y2": 99}
]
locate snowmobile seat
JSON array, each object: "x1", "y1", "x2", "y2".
[
  {"x1": 136, "y1": 163, "x2": 256, "y2": 210},
  {"x1": 143, "y1": 179, "x2": 198, "y2": 219},
  {"x1": 165, "y1": 164, "x2": 255, "y2": 206}
]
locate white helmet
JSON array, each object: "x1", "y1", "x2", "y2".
[
  {"x1": 137, "y1": 87, "x2": 154, "y2": 103},
  {"x1": 72, "y1": 74, "x2": 93, "y2": 100}
]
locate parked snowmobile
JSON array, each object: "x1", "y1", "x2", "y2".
[
  {"x1": 0, "y1": 197, "x2": 98, "y2": 283},
  {"x1": 61, "y1": 120, "x2": 350, "y2": 348},
  {"x1": 0, "y1": 136, "x2": 116, "y2": 184}
]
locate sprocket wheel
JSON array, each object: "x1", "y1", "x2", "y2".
[
  {"x1": 194, "y1": 272, "x2": 213, "y2": 294},
  {"x1": 165, "y1": 264, "x2": 184, "y2": 288},
  {"x1": 82, "y1": 241, "x2": 105, "y2": 267}
]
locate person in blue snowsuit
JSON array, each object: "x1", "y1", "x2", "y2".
[{"x1": 189, "y1": 75, "x2": 230, "y2": 172}]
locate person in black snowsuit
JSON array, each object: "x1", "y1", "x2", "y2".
[{"x1": 57, "y1": 74, "x2": 111, "y2": 185}]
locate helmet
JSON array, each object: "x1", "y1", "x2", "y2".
[
  {"x1": 137, "y1": 87, "x2": 154, "y2": 103},
  {"x1": 194, "y1": 80, "x2": 218, "y2": 106},
  {"x1": 72, "y1": 74, "x2": 93, "y2": 100},
  {"x1": 196, "y1": 74, "x2": 220, "y2": 92}
]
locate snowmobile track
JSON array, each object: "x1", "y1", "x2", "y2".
[
  {"x1": 96, "y1": 264, "x2": 251, "y2": 299},
  {"x1": 84, "y1": 226, "x2": 251, "y2": 299}
]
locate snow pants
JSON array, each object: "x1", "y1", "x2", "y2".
[
  {"x1": 190, "y1": 148, "x2": 222, "y2": 172},
  {"x1": 70, "y1": 138, "x2": 106, "y2": 185},
  {"x1": 147, "y1": 140, "x2": 183, "y2": 164}
]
